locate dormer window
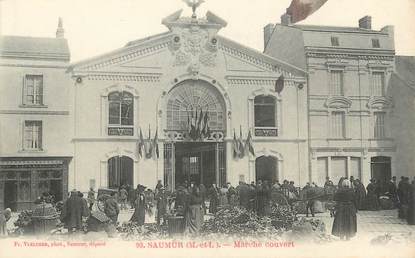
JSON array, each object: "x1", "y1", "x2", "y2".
[
  {"x1": 372, "y1": 38, "x2": 380, "y2": 48},
  {"x1": 331, "y1": 36, "x2": 339, "y2": 46}
]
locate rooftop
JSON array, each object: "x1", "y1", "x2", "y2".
[{"x1": 0, "y1": 35, "x2": 70, "y2": 61}]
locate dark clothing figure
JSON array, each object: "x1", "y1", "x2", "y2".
[
  {"x1": 60, "y1": 191, "x2": 88, "y2": 231},
  {"x1": 398, "y1": 179, "x2": 410, "y2": 205},
  {"x1": 255, "y1": 184, "x2": 266, "y2": 216},
  {"x1": 227, "y1": 186, "x2": 237, "y2": 208},
  {"x1": 303, "y1": 185, "x2": 315, "y2": 217},
  {"x1": 208, "y1": 186, "x2": 219, "y2": 214},
  {"x1": 104, "y1": 196, "x2": 119, "y2": 224},
  {"x1": 365, "y1": 182, "x2": 380, "y2": 210},
  {"x1": 353, "y1": 180, "x2": 367, "y2": 210},
  {"x1": 248, "y1": 184, "x2": 257, "y2": 211},
  {"x1": 155, "y1": 190, "x2": 168, "y2": 225},
  {"x1": 130, "y1": 192, "x2": 146, "y2": 225},
  {"x1": 184, "y1": 188, "x2": 203, "y2": 234},
  {"x1": 332, "y1": 188, "x2": 357, "y2": 240},
  {"x1": 237, "y1": 183, "x2": 250, "y2": 210},
  {"x1": 407, "y1": 184, "x2": 415, "y2": 225},
  {"x1": 174, "y1": 187, "x2": 188, "y2": 215}
]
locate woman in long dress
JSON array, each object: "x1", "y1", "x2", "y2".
[
  {"x1": 184, "y1": 186, "x2": 204, "y2": 234},
  {"x1": 365, "y1": 179, "x2": 380, "y2": 210},
  {"x1": 130, "y1": 185, "x2": 146, "y2": 226},
  {"x1": 353, "y1": 179, "x2": 367, "y2": 210},
  {"x1": 332, "y1": 179, "x2": 357, "y2": 241}
]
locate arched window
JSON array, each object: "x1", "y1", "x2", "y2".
[
  {"x1": 255, "y1": 156, "x2": 278, "y2": 183},
  {"x1": 108, "y1": 91, "x2": 134, "y2": 136},
  {"x1": 254, "y1": 95, "x2": 276, "y2": 127},
  {"x1": 108, "y1": 91, "x2": 133, "y2": 126}
]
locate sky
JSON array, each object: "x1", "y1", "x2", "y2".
[{"x1": 0, "y1": 0, "x2": 414, "y2": 62}]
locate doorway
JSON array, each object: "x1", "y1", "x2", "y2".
[
  {"x1": 4, "y1": 181, "x2": 18, "y2": 211},
  {"x1": 255, "y1": 156, "x2": 278, "y2": 184},
  {"x1": 108, "y1": 156, "x2": 134, "y2": 189},
  {"x1": 164, "y1": 142, "x2": 226, "y2": 190},
  {"x1": 371, "y1": 156, "x2": 391, "y2": 192}
]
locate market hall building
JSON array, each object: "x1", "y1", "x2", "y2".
[
  {"x1": 68, "y1": 10, "x2": 308, "y2": 194},
  {"x1": 1, "y1": 7, "x2": 414, "y2": 211}
]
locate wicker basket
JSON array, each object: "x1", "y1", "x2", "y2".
[{"x1": 31, "y1": 203, "x2": 59, "y2": 235}]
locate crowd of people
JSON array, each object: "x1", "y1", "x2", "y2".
[{"x1": 1, "y1": 174, "x2": 414, "y2": 238}]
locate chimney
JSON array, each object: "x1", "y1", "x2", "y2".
[
  {"x1": 359, "y1": 16, "x2": 372, "y2": 30},
  {"x1": 281, "y1": 13, "x2": 292, "y2": 26},
  {"x1": 263, "y1": 23, "x2": 275, "y2": 50},
  {"x1": 56, "y1": 17, "x2": 65, "y2": 38}
]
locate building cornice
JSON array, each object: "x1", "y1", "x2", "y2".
[
  {"x1": 305, "y1": 47, "x2": 395, "y2": 60},
  {"x1": 0, "y1": 110, "x2": 69, "y2": 115}
]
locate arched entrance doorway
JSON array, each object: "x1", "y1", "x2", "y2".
[
  {"x1": 371, "y1": 156, "x2": 391, "y2": 193},
  {"x1": 255, "y1": 156, "x2": 278, "y2": 184},
  {"x1": 163, "y1": 80, "x2": 227, "y2": 190},
  {"x1": 108, "y1": 156, "x2": 133, "y2": 189}
]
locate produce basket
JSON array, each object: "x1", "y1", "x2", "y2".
[
  {"x1": 31, "y1": 203, "x2": 59, "y2": 235},
  {"x1": 167, "y1": 215, "x2": 185, "y2": 236}
]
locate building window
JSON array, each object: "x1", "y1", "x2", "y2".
[
  {"x1": 108, "y1": 91, "x2": 134, "y2": 136},
  {"x1": 331, "y1": 36, "x2": 339, "y2": 46},
  {"x1": 24, "y1": 121, "x2": 42, "y2": 150},
  {"x1": 331, "y1": 111, "x2": 345, "y2": 138},
  {"x1": 24, "y1": 75, "x2": 43, "y2": 105},
  {"x1": 374, "y1": 112, "x2": 386, "y2": 138},
  {"x1": 330, "y1": 70, "x2": 344, "y2": 95},
  {"x1": 371, "y1": 38, "x2": 380, "y2": 48},
  {"x1": 372, "y1": 72, "x2": 385, "y2": 96},
  {"x1": 331, "y1": 157, "x2": 347, "y2": 181},
  {"x1": 254, "y1": 95, "x2": 276, "y2": 127}
]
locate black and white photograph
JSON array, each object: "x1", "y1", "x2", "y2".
[{"x1": 0, "y1": 0, "x2": 414, "y2": 257}]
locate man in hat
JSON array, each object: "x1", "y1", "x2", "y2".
[
  {"x1": 155, "y1": 187, "x2": 168, "y2": 226},
  {"x1": 104, "y1": 191, "x2": 119, "y2": 224},
  {"x1": 237, "y1": 181, "x2": 250, "y2": 210},
  {"x1": 61, "y1": 189, "x2": 88, "y2": 234},
  {"x1": 130, "y1": 184, "x2": 147, "y2": 226}
]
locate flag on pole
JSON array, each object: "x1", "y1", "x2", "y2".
[
  {"x1": 152, "y1": 128, "x2": 159, "y2": 159},
  {"x1": 233, "y1": 130, "x2": 240, "y2": 158},
  {"x1": 202, "y1": 111, "x2": 209, "y2": 137},
  {"x1": 137, "y1": 128, "x2": 144, "y2": 158},
  {"x1": 245, "y1": 130, "x2": 255, "y2": 156},
  {"x1": 145, "y1": 125, "x2": 153, "y2": 159},
  {"x1": 196, "y1": 108, "x2": 203, "y2": 139},
  {"x1": 238, "y1": 127, "x2": 245, "y2": 158},
  {"x1": 286, "y1": 0, "x2": 328, "y2": 23}
]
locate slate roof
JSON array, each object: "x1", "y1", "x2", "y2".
[
  {"x1": 289, "y1": 24, "x2": 388, "y2": 34},
  {"x1": 0, "y1": 35, "x2": 70, "y2": 61}
]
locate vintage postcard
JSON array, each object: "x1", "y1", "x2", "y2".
[{"x1": 0, "y1": 0, "x2": 414, "y2": 257}]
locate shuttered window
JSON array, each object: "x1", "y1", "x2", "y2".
[
  {"x1": 24, "y1": 121, "x2": 42, "y2": 150},
  {"x1": 331, "y1": 157, "x2": 347, "y2": 182},
  {"x1": 350, "y1": 157, "x2": 361, "y2": 179},
  {"x1": 24, "y1": 75, "x2": 43, "y2": 105},
  {"x1": 330, "y1": 70, "x2": 344, "y2": 96},
  {"x1": 374, "y1": 112, "x2": 386, "y2": 138},
  {"x1": 372, "y1": 72, "x2": 385, "y2": 96},
  {"x1": 331, "y1": 111, "x2": 345, "y2": 138}
]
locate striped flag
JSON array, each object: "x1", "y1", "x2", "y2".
[
  {"x1": 137, "y1": 128, "x2": 144, "y2": 158},
  {"x1": 245, "y1": 130, "x2": 255, "y2": 156},
  {"x1": 152, "y1": 128, "x2": 159, "y2": 159},
  {"x1": 286, "y1": 0, "x2": 328, "y2": 23},
  {"x1": 233, "y1": 130, "x2": 240, "y2": 158},
  {"x1": 238, "y1": 127, "x2": 245, "y2": 159}
]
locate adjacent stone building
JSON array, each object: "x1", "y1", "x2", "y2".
[
  {"x1": 264, "y1": 15, "x2": 399, "y2": 186},
  {"x1": 0, "y1": 20, "x2": 72, "y2": 210}
]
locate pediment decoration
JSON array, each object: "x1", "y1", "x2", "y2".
[
  {"x1": 326, "y1": 58, "x2": 349, "y2": 68},
  {"x1": 325, "y1": 96, "x2": 352, "y2": 109},
  {"x1": 367, "y1": 97, "x2": 393, "y2": 110}
]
